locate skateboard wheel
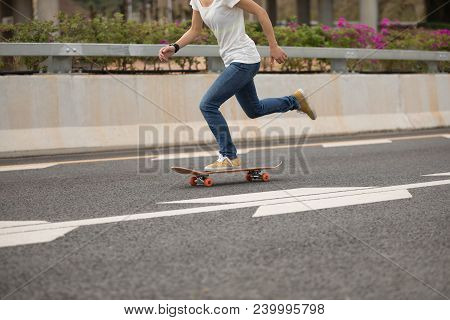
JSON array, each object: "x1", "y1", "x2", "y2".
[
  {"x1": 245, "y1": 173, "x2": 253, "y2": 182},
  {"x1": 203, "y1": 178, "x2": 213, "y2": 187},
  {"x1": 189, "y1": 176, "x2": 198, "y2": 186},
  {"x1": 261, "y1": 173, "x2": 270, "y2": 182}
]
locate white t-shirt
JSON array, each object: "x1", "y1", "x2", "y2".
[{"x1": 189, "y1": 0, "x2": 261, "y2": 67}]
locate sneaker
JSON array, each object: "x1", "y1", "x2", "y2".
[
  {"x1": 293, "y1": 88, "x2": 317, "y2": 120},
  {"x1": 204, "y1": 155, "x2": 241, "y2": 171}
]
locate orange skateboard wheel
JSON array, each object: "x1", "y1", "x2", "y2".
[
  {"x1": 189, "y1": 176, "x2": 197, "y2": 186},
  {"x1": 245, "y1": 173, "x2": 253, "y2": 182},
  {"x1": 203, "y1": 178, "x2": 213, "y2": 187},
  {"x1": 261, "y1": 173, "x2": 270, "y2": 182}
]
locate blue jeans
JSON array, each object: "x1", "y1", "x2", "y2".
[{"x1": 199, "y1": 61, "x2": 300, "y2": 159}]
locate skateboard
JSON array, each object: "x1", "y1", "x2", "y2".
[{"x1": 171, "y1": 161, "x2": 283, "y2": 187}]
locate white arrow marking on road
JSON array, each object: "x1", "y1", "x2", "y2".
[
  {"x1": 162, "y1": 187, "x2": 373, "y2": 204},
  {"x1": 0, "y1": 227, "x2": 77, "y2": 248},
  {"x1": 253, "y1": 190, "x2": 412, "y2": 217},
  {"x1": 0, "y1": 178, "x2": 449, "y2": 248},
  {"x1": 0, "y1": 221, "x2": 48, "y2": 228}
]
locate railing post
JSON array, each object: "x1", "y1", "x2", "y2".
[
  {"x1": 207, "y1": 57, "x2": 224, "y2": 73},
  {"x1": 46, "y1": 56, "x2": 73, "y2": 73},
  {"x1": 330, "y1": 59, "x2": 348, "y2": 73},
  {"x1": 426, "y1": 61, "x2": 439, "y2": 73}
]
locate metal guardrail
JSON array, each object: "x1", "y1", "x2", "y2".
[{"x1": 0, "y1": 43, "x2": 448, "y2": 73}]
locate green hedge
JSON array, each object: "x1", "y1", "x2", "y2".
[{"x1": 0, "y1": 14, "x2": 448, "y2": 72}]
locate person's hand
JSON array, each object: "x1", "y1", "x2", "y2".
[
  {"x1": 270, "y1": 45, "x2": 288, "y2": 65},
  {"x1": 159, "y1": 45, "x2": 175, "y2": 62}
]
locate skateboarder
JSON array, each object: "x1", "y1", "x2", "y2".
[{"x1": 159, "y1": 0, "x2": 317, "y2": 171}]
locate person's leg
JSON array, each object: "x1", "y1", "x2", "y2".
[
  {"x1": 235, "y1": 79, "x2": 300, "y2": 119},
  {"x1": 199, "y1": 62, "x2": 256, "y2": 160}
]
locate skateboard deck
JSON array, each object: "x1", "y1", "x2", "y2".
[{"x1": 172, "y1": 161, "x2": 283, "y2": 187}]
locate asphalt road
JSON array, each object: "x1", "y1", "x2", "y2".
[{"x1": 0, "y1": 129, "x2": 449, "y2": 299}]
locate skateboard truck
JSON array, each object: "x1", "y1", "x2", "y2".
[
  {"x1": 189, "y1": 175, "x2": 213, "y2": 187},
  {"x1": 245, "y1": 169, "x2": 270, "y2": 183}
]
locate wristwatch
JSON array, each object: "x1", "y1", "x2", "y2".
[{"x1": 170, "y1": 43, "x2": 180, "y2": 53}]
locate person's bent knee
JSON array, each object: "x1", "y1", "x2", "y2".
[
  {"x1": 199, "y1": 98, "x2": 216, "y2": 114},
  {"x1": 199, "y1": 101, "x2": 209, "y2": 114}
]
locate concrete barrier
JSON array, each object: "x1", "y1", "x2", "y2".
[{"x1": 0, "y1": 74, "x2": 449, "y2": 157}]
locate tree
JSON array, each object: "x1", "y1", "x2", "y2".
[
  {"x1": 296, "y1": 0, "x2": 310, "y2": 25},
  {"x1": 75, "y1": 0, "x2": 123, "y2": 16},
  {"x1": 166, "y1": 0, "x2": 173, "y2": 22},
  {"x1": 425, "y1": 0, "x2": 450, "y2": 23},
  {"x1": 266, "y1": 0, "x2": 277, "y2": 26}
]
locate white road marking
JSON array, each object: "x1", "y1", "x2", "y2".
[
  {"x1": 0, "y1": 163, "x2": 57, "y2": 172},
  {"x1": 1, "y1": 178, "x2": 449, "y2": 248},
  {"x1": 0, "y1": 227, "x2": 77, "y2": 248},
  {"x1": 253, "y1": 190, "x2": 412, "y2": 217},
  {"x1": 0, "y1": 221, "x2": 47, "y2": 229},
  {"x1": 0, "y1": 133, "x2": 447, "y2": 170},
  {"x1": 0, "y1": 156, "x2": 156, "y2": 172},
  {"x1": 162, "y1": 187, "x2": 373, "y2": 204},
  {"x1": 152, "y1": 151, "x2": 219, "y2": 160},
  {"x1": 422, "y1": 172, "x2": 450, "y2": 177},
  {"x1": 322, "y1": 139, "x2": 392, "y2": 148},
  {"x1": 391, "y1": 133, "x2": 448, "y2": 141},
  {"x1": 152, "y1": 150, "x2": 250, "y2": 161}
]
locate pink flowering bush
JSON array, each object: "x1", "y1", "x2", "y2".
[
  {"x1": 0, "y1": 14, "x2": 448, "y2": 72},
  {"x1": 384, "y1": 28, "x2": 449, "y2": 51},
  {"x1": 320, "y1": 17, "x2": 449, "y2": 51},
  {"x1": 321, "y1": 17, "x2": 385, "y2": 49},
  {"x1": 318, "y1": 17, "x2": 449, "y2": 72}
]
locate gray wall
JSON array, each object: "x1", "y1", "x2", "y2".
[{"x1": 0, "y1": 73, "x2": 449, "y2": 157}]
